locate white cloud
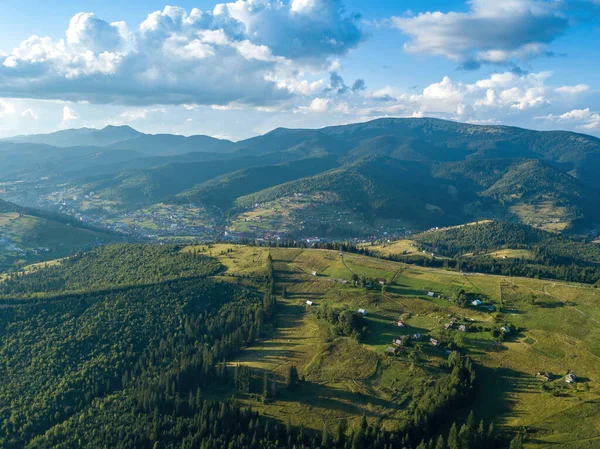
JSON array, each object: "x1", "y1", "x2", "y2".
[
  {"x1": 66, "y1": 13, "x2": 128, "y2": 53},
  {"x1": 296, "y1": 97, "x2": 330, "y2": 113},
  {"x1": 535, "y1": 108, "x2": 600, "y2": 130},
  {"x1": 318, "y1": 70, "x2": 599, "y2": 135},
  {"x1": 62, "y1": 105, "x2": 79, "y2": 123},
  {"x1": 555, "y1": 84, "x2": 590, "y2": 95},
  {"x1": 0, "y1": 2, "x2": 363, "y2": 107},
  {"x1": 21, "y1": 108, "x2": 38, "y2": 120},
  {"x1": 392, "y1": 0, "x2": 569, "y2": 68},
  {"x1": 119, "y1": 107, "x2": 166, "y2": 121},
  {"x1": 0, "y1": 99, "x2": 16, "y2": 117}
]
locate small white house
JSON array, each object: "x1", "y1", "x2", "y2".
[
  {"x1": 306, "y1": 300, "x2": 313, "y2": 306},
  {"x1": 471, "y1": 299, "x2": 482, "y2": 306},
  {"x1": 358, "y1": 308, "x2": 368, "y2": 316},
  {"x1": 427, "y1": 292, "x2": 435, "y2": 297},
  {"x1": 565, "y1": 373, "x2": 577, "y2": 384}
]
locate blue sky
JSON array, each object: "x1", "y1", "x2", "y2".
[{"x1": 0, "y1": 0, "x2": 599, "y2": 140}]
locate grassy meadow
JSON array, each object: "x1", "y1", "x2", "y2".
[{"x1": 194, "y1": 244, "x2": 600, "y2": 448}]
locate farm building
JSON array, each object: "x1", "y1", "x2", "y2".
[
  {"x1": 386, "y1": 346, "x2": 398, "y2": 355},
  {"x1": 459, "y1": 325, "x2": 467, "y2": 332},
  {"x1": 471, "y1": 299, "x2": 482, "y2": 306},
  {"x1": 411, "y1": 333, "x2": 423, "y2": 340},
  {"x1": 358, "y1": 308, "x2": 368, "y2": 316},
  {"x1": 565, "y1": 374, "x2": 577, "y2": 384},
  {"x1": 306, "y1": 300, "x2": 313, "y2": 306},
  {"x1": 311, "y1": 271, "x2": 318, "y2": 276},
  {"x1": 397, "y1": 320, "x2": 407, "y2": 327},
  {"x1": 537, "y1": 372, "x2": 555, "y2": 381},
  {"x1": 500, "y1": 326, "x2": 511, "y2": 333},
  {"x1": 430, "y1": 338, "x2": 439, "y2": 346},
  {"x1": 427, "y1": 292, "x2": 435, "y2": 297},
  {"x1": 378, "y1": 278, "x2": 386, "y2": 285},
  {"x1": 393, "y1": 337, "x2": 407, "y2": 347},
  {"x1": 444, "y1": 323, "x2": 453, "y2": 330}
]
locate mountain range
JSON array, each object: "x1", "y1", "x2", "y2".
[{"x1": 2, "y1": 118, "x2": 600, "y2": 236}]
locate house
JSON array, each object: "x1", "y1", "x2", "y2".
[
  {"x1": 500, "y1": 326, "x2": 511, "y2": 333},
  {"x1": 537, "y1": 372, "x2": 554, "y2": 381},
  {"x1": 397, "y1": 320, "x2": 408, "y2": 327},
  {"x1": 306, "y1": 300, "x2": 313, "y2": 306},
  {"x1": 378, "y1": 278, "x2": 387, "y2": 285},
  {"x1": 427, "y1": 292, "x2": 435, "y2": 297},
  {"x1": 430, "y1": 338, "x2": 439, "y2": 346},
  {"x1": 565, "y1": 374, "x2": 577, "y2": 384},
  {"x1": 412, "y1": 333, "x2": 423, "y2": 340},
  {"x1": 444, "y1": 323, "x2": 453, "y2": 330},
  {"x1": 458, "y1": 325, "x2": 467, "y2": 332},
  {"x1": 471, "y1": 299, "x2": 482, "y2": 306},
  {"x1": 311, "y1": 271, "x2": 318, "y2": 276},
  {"x1": 386, "y1": 346, "x2": 398, "y2": 355},
  {"x1": 358, "y1": 308, "x2": 368, "y2": 316},
  {"x1": 393, "y1": 337, "x2": 406, "y2": 347}
]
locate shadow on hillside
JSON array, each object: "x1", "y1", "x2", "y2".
[
  {"x1": 472, "y1": 364, "x2": 537, "y2": 425},
  {"x1": 536, "y1": 301, "x2": 565, "y2": 309},
  {"x1": 280, "y1": 381, "x2": 400, "y2": 417}
]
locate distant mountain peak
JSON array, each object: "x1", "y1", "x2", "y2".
[{"x1": 100, "y1": 125, "x2": 139, "y2": 133}]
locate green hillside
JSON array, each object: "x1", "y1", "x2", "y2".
[
  {"x1": 3, "y1": 118, "x2": 600, "y2": 237},
  {"x1": 0, "y1": 199, "x2": 119, "y2": 271},
  {"x1": 1, "y1": 242, "x2": 600, "y2": 447}
]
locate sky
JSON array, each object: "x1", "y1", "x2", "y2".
[{"x1": 0, "y1": 0, "x2": 599, "y2": 140}]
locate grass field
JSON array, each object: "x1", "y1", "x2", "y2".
[
  {"x1": 0, "y1": 212, "x2": 118, "y2": 268},
  {"x1": 199, "y1": 244, "x2": 600, "y2": 448}
]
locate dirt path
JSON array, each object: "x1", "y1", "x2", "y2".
[
  {"x1": 341, "y1": 253, "x2": 356, "y2": 276},
  {"x1": 228, "y1": 257, "x2": 320, "y2": 375}
]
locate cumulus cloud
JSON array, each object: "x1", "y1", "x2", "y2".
[
  {"x1": 392, "y1": 0, "x2": 570, "y2": 68},
  {"x1": 317, "y1": 69, "x2": 599, "y2": 135},
  {"x1": 296, "y1": 97, "x2": 330, "y2": 113},
  {"x1": 535, "y1": 108, "x2": 600, "y2": 130},
  {"x1": 66, "y1": 13, "x2": 128, "y2": 53},
  {"x1": 0, "y1": 2, "x2": 364, "y2": 107},
  {"x1": 62, "y1": 105, "x2": 79, "y2": 123}
]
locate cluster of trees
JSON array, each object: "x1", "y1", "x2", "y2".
[
  {"x1": 314, "y1": 303, "x2": 368, "y2": 340},
  {"x1": 0, "y1": 244, "x2": 222, "y2": 300},
  {"x1": 403, "y1": 353, "x2": 477, "y2": 443},
  {"x1": 409, "y1": 221, "x2": 600, "y2": 283},
  {"x1": 0, "y1": 244, "x2": 276, "y2": 448}
]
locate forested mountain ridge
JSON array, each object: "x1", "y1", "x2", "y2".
[
  {"x1": 2, "y1": 117, "x2": 600, "y2": 236},
  {"x1": 384, "y1": 220, "x2": 600, "y2": 283}
]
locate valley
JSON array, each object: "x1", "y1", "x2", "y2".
[
  {"x1": 2, "y1": 118, "x2": 600, "y2": 245},
  {"x1": 2, "y1": 119, "x2": 600, "y2": 448}
]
